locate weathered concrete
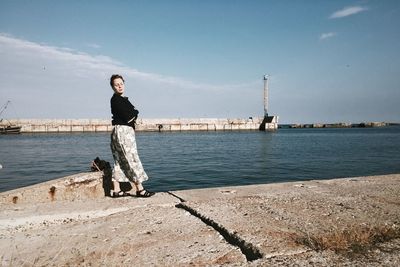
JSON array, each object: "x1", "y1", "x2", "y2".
[
  {"x1": 0, "y1": 118, "x2": 278, "y2": 133},
  {"x1": 0, "y1": 172, "x2": 105, "y2": 205},
  {"x1": 1, "y1": 173, "x2": 399, "y2": 266},
  {"x1": 280, "y1": 122, "x2": 390, "y2": 129}
]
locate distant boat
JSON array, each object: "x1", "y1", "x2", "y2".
[
  {"x1": 0, "y1": 125, "x2": 21, "y2": 134},
  {"x1": 0, "y1": 101, "x2": 21, "y2": 134}
]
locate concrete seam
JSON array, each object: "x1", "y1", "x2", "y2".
[
  {"x1": 175, "y1": 202, "x2": 263, "y2": 262},
  {"x1": 167, "y1": 192, "x2": 186, "y2": 202}
]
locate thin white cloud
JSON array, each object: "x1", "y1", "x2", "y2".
[
  {"x1": 0, "y1": 34, "x2": 262, "y2": 119},
  {"x1": 86, "y1": 43, "x2": 101, "y2": 49},
  {"x1": 319, "y1": 32, "x2": 337, "y2": 40},
  {"x1": 330, "y1": 6, "x2": 368, "y2": 19},
  {"x1": 0, "y1": 34, "x2": 239, "y2": 91}
]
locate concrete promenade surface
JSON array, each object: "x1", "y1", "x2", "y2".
[{"x1": 0, "y1": 173, "x2": 399, "y2": 266}]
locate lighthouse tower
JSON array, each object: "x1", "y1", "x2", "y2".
[
  {"x1": 263, "y1": 74, "x2": 269, "y2": 117},
  {"x1": 259, "y1": 74, "x2": 278, "y2": 130}
]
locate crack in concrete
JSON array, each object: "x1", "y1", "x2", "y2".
[
  {"x1": 167, "y1": 191, "x2": 186, "y2": 203},
  {"x1": 175, "y1": 202, "x2": 264, "y2": 262},
  {"x1": 168, "y1": 191, "x2": 263, "y2": 261}
]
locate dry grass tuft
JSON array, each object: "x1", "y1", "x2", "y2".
[{"x1": 294, "y1": 224, "x2": 400, "y2": 256}]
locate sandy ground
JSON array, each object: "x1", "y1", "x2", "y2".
[{"x1": 1, "y1": 173, "x2": 399, "y2": 266}]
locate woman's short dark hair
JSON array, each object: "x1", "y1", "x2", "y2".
[{"x1": 110, "y1": 74, "x2": 124, "y2": 88}]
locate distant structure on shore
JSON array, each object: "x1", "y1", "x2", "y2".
[
  {"x1": 259, "y1": 74, "x2": 278, "y2": 131},
  {"x1": 264, "y1": 74, "x2": 269, "y2": 117},
  {"x1": 279, "y1": 122, "x2": 394, "y2": 129}
]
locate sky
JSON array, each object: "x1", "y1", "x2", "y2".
[{"x1": 0, "y1": 0, "x2": 399, "y2": 124}]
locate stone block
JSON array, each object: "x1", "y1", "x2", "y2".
[
  {"x1": 191, "y1": 124, "x2": 208, "y2": 131},
  {"x1": 231, "y1": 124, "x2": 240, "y2": 130},
  {"x1": 31, "y1": 125, "x2": 47, "y2": 132},
  {"x1": 214, "y1": 124, "x2": 224, "y2": 131},
  {"x1": 71, "y1": 126, "x2": 84, "y2": 132},
  {"x1": 180, "y1": 124, "x2": 191, "y2": 131},
  {"x1": 224, "y1": 124, "x2": 232, "y2": 131},
  {"x1": 207, "y1": 124, "x2": 216, "y2": 131},
  {"x1": 140, "y1": 124, "x2": 159, "y2": 131},
  {"x1": 95, "y1": 125, "x2": 109, "y2": 132},
  {"x1": 58, "y1": 126, "x2": 72, "y2": 132},
  {"x1": 83, "y1": 125, "x2": 96, "y2": 132},
  {"x1": 170, "y1": 124, "x2": 181, "y2": 131}
]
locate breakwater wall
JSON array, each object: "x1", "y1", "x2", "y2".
[
  {"x1": 279, "y1": 122, "x2": 393, "y2": 129},
  {"x1": 1, "y1": 118, "x2": 278, "y2": 133}
]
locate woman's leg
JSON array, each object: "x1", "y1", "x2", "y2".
[
  {"x1": 113, "y1": 126, "x2": 155, "y2": 197},
  {"x1": 133, "y1": 182, "x2": 143, "y2": 192},
  {"x1": 113, "y1": 181, "x2": 121, "y2": 192},
  {"x1": 110, "y1": 127, "x2": 130, "y2": 197}
]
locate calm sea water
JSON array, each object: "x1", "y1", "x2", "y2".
[{"x1": 1, "y1": 127, "x2": 400, "y2": 193}]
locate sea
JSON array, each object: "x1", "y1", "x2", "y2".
[{"x1": 1, "y1": 126, "x2": 400, "y2": 193}]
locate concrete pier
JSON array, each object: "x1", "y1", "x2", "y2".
[
  {"x1": 279, "y1": 122, "x2": 391, "y2": 128},
  {"x1": 1, "y1": 173, "x2": 399, "y2": 266},
  {"x1": 0, "y1": 118, "x2": 278, "y2": 133}
]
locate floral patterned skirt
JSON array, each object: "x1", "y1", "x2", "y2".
[{"x1": 110, "y1": 125, "x2": 149, "y2": 183}]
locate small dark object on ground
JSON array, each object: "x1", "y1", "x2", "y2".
[{"x1": 91, "y1": 157, "x2": 113, "y2": 197}]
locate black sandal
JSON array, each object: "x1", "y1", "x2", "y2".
[
  {"x1": 136, "y1": 189, "x2": 155, "y2": 198},
  {"x1": 112, "y1": 191, "x2": 132, "y2": 198}
]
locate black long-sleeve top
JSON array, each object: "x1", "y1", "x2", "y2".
[{"x1": 110, "y1": 94, "x2": 139, "y2": 127}]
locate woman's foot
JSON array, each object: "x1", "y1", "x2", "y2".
[
  {"x1": 136, "y1": 189, "x2": 155, "y2": 198},
  {"x1": 112, "y1": 191, "x2": 132, "y2": 198}
]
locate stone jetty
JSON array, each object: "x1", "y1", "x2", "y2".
[
  {"x1": 1, "y1": 118, "x2": 394, "y2": 133},
  {"x1": 1, "y1": 173, "x2": 399, "y2": 266},
  {"x1": 0, "y1": 118, "x2": 278, "y2": 133},
  {"x1": 279, "y1": 122, "x2": 392, "y2": 129}
]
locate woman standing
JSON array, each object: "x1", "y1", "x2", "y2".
[{"x1": 109, "y1": 74, "x2": 155, "y2": 198}]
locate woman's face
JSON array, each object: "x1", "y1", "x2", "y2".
[{"x1": 112, "y1": 78, "x2": 125, "y2": 95}]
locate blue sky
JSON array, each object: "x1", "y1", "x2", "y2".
[{"x1": 0, "y1": 0, "x2": 399, "y2": 123}]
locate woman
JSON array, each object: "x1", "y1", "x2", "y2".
[{"x1": 109, "y1": 74, "x2": 155, "y2": 198}]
